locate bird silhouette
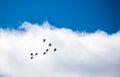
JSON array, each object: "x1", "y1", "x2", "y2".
[
  {"x1": 46, "y1": 49, "x2": 49, "y2": 52},
  {"x1": 43, "y1": 52, "x2": 46, "y2": 55},
  {"x1": 31, "y1": 56, "x2": 33, "y2": 59},
  {"x1": 30, "y1": 53, "x2": 33, "y2": 56},
  {"x1": 48, "y1": 43, "x2": 52, "y2": 46},
  {"x1": 35, "y1": 53, "x2": 38, "y2": 55},
  {"x1": 43, "y1": 39, "x2": 46, "y2": 43},
  {"x1": 54, "y1": 48, "x2": 57, "y2": 52}
]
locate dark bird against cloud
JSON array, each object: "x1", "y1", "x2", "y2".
[
  {"x1": 46, "y1": 49, "x2": 49, "y2": 52},
  {"x1": 43, "y1": 39, "x2": 46, "y2": 43},
  {"x1": 54, "y1": 48, "x2": 57, "y2": 52},
  {"x1": 30, "y1": 53, "x2": 33, "y2": 56},
  {"x1": 31, "y1": 57, "x2": 33, "y2": 59},
  {"x1": 48, "y1": 43, "x2": 52, "y2": 46},
  {"x1": 35, "y1": 53, "x2": 38, "y2": 55},
  {"x1": 43, "y1": 52, "x2": 46, "y2": 55}
]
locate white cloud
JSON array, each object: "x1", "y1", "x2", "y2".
[{"x1": 0, "y1": 22, "x2": 120, "y2": 77}]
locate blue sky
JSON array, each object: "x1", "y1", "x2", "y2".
[{"x1": 0, "y1": 0, "x2": 120, "y2": 33}]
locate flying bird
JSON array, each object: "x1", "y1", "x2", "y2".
[
  {"x1": 35, "y1": 53, "x2": 38, "y2": 55},
  {"x1": 54, "y1": 48, "x2": 57, "y2": 52},
  {"x1": 43, "y1": 39, "x2": 46, "y2": 43},
  {"x1": 30, "y1": 53, "x2": 33, "y2": 56},
  {"x1": 46, "y1": 49, "x2": 49, "y2": 52},
  {"x1": 43, "y1": 52, "x2": 46, "y2": 55},
  {"x1": 48, "y1": 43, "x2": 52, "y2": 46},
  {"x1": 31, "y1": 57, "x2": 33, "y2": 59}
]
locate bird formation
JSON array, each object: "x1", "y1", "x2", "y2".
[
  {"x1": 30, "y1": 39, "x2": 57, "y2": 59},
  {"x1": 30, "y1": 53, "x2": 38, "y2": 59}
]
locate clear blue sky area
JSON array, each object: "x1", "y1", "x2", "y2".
[{"x1": 0, "y1": 0, "x2": 120, "y2": 33}]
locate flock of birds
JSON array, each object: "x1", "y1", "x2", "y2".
[{"x1": 30, "y1": 39, "x2": 57, "y2": 59}]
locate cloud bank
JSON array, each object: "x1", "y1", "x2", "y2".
[{"x1": 0, "y1": 22, "x2": 120, "y2": 77}]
